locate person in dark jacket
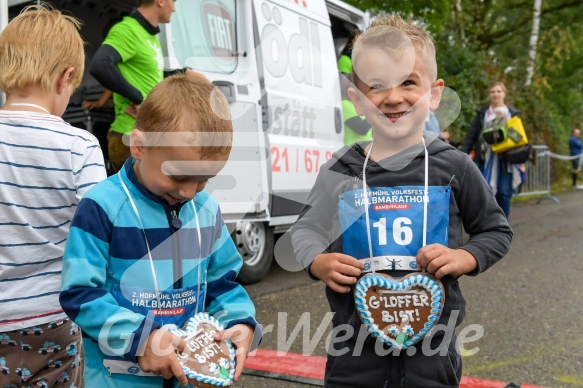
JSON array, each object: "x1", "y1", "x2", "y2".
[
  {"x1": 569, "y1": 128, "x2": 583, "y2": 188},
  {"x1": 292, "y1": 15, "x2": 512, "y2": 388},
  {"x1": 462, "y1": 81, "x2": 520, "y2": 217}
]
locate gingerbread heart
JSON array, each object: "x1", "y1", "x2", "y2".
[
  {"x1": 354, "y1": 272, "x2": 444, "y2": 349},
  {"x1": 172, "y1": 313, "x2": 235, "y2": 388}
]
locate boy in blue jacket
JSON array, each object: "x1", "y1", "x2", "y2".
[{"x1": 60, "y1": 74, "x2": 259, "y2": 387}]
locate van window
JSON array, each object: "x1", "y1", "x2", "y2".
[{"x1": 171, "y1": 1, "x2": 237, "y2": 74}]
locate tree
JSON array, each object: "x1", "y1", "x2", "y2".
[
  {"x1": 525, "y1": 0, "x2": 542, "y2": 86},
  {"x1": 346, "y1": 0, "x2": 583, "y2": 180},
  {"x1": 343, "y1": 0, "x2": 453, "y2": 31}
]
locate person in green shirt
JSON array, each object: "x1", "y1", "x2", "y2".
[
  {"x1": 89, "y1": 0, "x2": 170, "y2": 173},
  {"x1": 338, "y1": 29, "x2": 371, "y2": 145},
  {"x1": 90, "y1": 0, "x2": 203, "y2": 173},
  {"x1": 340, "y1": 74, "x2": 372, "y2": 145},
  {"x1": 337, "y1": 29, "x2": 360, "y2": 75},
  {"x1": 338, "y1": 54, "x2": 352, "y2": 75}
]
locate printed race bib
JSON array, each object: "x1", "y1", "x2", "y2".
[
  {"x1": 111, "y1": 284, "x2": 205, "y2": 327},
  {"x1": 339, "y1": 186, "x2": 450, "y2": 272},
  {"x1": 105, "y1": 285, "x2": 206, "y2": 376}
]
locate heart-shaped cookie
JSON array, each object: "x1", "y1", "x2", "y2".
[
  {"x1": 354, "y1": 272, "x2": 444, "y2": 349},
  {"x1": 172, "y1": 313, "x2": 235, "y2": 388}
]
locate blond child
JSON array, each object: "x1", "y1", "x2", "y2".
[
  {"x1": 60, "y1": 74, "x2": 259, "y2": 387},
  {"x1": 0, "y1": 5, "x2": 106, "y2": 387},
  {"x1": 292, "y1": 15, "x2": 512, "y2": 387}
]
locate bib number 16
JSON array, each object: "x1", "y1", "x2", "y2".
[{"x1": 372, "y1": 217, "x2": 413, "y2": 246}]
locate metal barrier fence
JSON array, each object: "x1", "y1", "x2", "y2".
[{"x1": 516, "y1": 145, "x2": 559, "y2": 203}]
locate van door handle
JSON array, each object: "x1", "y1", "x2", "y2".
[{"x1": 212, "y1": 81, "x2": 236, "y2": 104}]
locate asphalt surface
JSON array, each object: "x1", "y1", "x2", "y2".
[{"x1": 238, "y1": 189, "x2": 583, "y2": 388}]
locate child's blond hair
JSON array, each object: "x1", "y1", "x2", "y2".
[
  {"x1": 352, "y1": 14, "x2": 437, "y2": 88},
  {"x1": 0, "y1": 4, "x2": 84, "y2": 94},
  {"x1": 135, "y1": 74, "x2": 233, "y2": 159}
]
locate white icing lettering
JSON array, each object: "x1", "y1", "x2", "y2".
[
  {"x1": 368, "y1": 293, "x2": 430, "y2": 310},
  {"x1": 380, "y1": 309, "x2": 419, "y2": 324}
]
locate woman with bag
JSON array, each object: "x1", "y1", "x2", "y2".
[{"x1": 462, "y1": 81, "x2": 522, "y2": 217}]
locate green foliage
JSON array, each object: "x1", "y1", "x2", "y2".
[
  {"x1": 343, "y1": 0, "x2": 452, "y2": 31},
  {"x1": 348, "y1": 0, "x2": 583, "y2": 183},
  {"x1": 434, "y1": 32, "x2": 488, "y2": 140}
]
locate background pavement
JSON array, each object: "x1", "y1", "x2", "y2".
[{"x1": 237, "y1": 190, "x2": 583, "y2": 387}]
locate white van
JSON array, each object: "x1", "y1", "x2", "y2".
[{"x1": 1, "y1": 0, "x2": 366, "y2": 283}]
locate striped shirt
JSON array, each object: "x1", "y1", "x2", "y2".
[
  {"x1": 0, "y1": 110, "x2": 107, "y2": 331},
  {"x1": 60, "y1": 160, "x2": 258, "y2": 379}
]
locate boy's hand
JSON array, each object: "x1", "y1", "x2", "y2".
[
  {"x1": 138, "y1": 329, "x2": 188, "y2": 387},
  {"x1": 416, "y1": 244, "x2": 478, "y2": 279},
  {"x1": 310, "y1": 253, "x2": 363, "y2": 293},
  {"x1": 214, "y1": 324, "x2": 254, "y2": 381}
]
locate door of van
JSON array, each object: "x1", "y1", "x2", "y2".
[
  {"x1": 160, "y1": 1, "x2": 274, "y2": 283},
  {"x1": 160, "y1": 0, "x2": 270, "y2": 224},
  {"x1": 252, "y1": 0, "x2": 344, "y2": 225}
]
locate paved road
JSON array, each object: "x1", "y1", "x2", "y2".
[{"x1": 238, "y1": 190, "x2": 583, "y2": 388}]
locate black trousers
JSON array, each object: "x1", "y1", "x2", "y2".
[{"x1": 324, "y1": 334, "x2": 461, "y2": 388}]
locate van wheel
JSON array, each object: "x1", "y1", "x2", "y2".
[{"x1": 233, "y1": 221, "x2": 274, "y2": 284}]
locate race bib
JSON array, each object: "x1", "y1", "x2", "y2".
[
  {"x1": 105, "y1": 284, "x2": 207, "y2": 376},
  {"x1": 111, "y1": 284, "x2": 205, "y2": 327},
  {"x1": 339, "y1": 186, "x2": 450, "y2": 271}
]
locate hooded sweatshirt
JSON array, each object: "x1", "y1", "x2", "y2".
[{"x1": 291, "y1": 137, "x2": 512, "y2": 338}]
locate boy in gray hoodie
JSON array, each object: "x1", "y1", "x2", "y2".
[{"x1": 291, "y1": 15, "x2": 512, "y2": 387}]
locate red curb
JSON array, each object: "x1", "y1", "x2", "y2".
[
  {"x1": 245, "y1": 349, "x2": 545, "y2": 387},
  {"x1": 459, "y1": 376, "x2": 507, "y2": 387},
  {"x1": 245, "y1": 349, "x2": 326, "y2": 380}
]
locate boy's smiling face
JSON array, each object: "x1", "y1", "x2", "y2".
[
  {"x1": 130, "y1": 130, "x2": 228, "y2": 206},
  {"x1": 349, "y1": 47, "x2": 444, "y2": 153}
]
